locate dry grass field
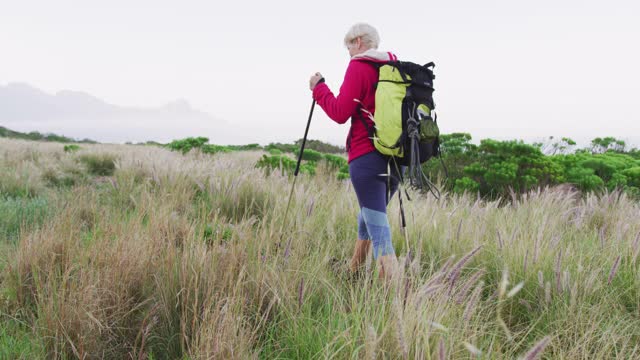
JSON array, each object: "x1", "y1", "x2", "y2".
[{"x1": 1, "y1": 138, "x2": 639, "y2": 359}]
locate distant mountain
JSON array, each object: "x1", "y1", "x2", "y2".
[{"x1": 0, "y1": 82, "x2": 228, "y2": 143}]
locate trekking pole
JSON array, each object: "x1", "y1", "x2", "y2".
[
  {"x1": 280, "y1": 99, "x2": 316, "y2": 239},
  {"x1": 398, "y1": 183, "x2": 413, "y2": 263},
  {"x1": 391, "y1": 158, "x2": 413, "y2": 261}
]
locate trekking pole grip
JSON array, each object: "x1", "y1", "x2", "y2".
[{"x1": 295, "y1": 99, "x2": 316, "y2": 176}]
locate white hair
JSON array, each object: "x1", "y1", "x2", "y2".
[{"x1": 344, "y1": 23, "x2": 380, "y2": 49}]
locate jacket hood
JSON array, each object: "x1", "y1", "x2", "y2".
[{"x1": 351, "y1": 49, "x2": 398, "y2": 63}]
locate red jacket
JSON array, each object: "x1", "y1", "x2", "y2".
[{"x1": 312, "y1": 50, "x2": 398, "y2": 163}]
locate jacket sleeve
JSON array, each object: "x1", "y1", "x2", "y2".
[{"x1": 312, "y1": 61, "x2": 367, "y2": 124}]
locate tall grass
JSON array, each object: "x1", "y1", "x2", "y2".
[
  {"x1": 0, "y1": 137, "x2": 639, "y2": 358},
  {"x1": 0, "y1": 197, "x2": 49, "y2": 243}
]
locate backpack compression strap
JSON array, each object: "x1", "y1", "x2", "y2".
[{"x1": 346, "y1": 102, "x2": 376, "y2": 151}]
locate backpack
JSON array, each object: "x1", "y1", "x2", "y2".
[{"x1": 357, "y1": 60, "x2": 441, "y2": 191}]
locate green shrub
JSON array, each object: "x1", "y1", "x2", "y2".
[
  {"x1": 323, "y1": 154, "x2": 347, "y2": 170},
  {"x1": 454, "y1": 176, "x2": 480, "y2": 194},
  {"x1": 226, "y1": 143, "x2": 261, "y2": 151},
  {"x1": 63, "y1": 144, "x2": 80, "y2": 153},
  {"x1": 590, "y1": 137, "x2": 627, "y2": 153},
  {"x1": 264, "y1": 142, "x2": 297, "y2": 154},
  {"x1": 565, "y1": 167, "x2": 605, "y2": 192},
  {"x1": 165, "y1": 137, "x2": 235, "y2": 155},
  {"x1": 535, "y1": 136, "x2": 577, "y2": 155},
  {"x1": 166, "y1": 137, "x2": 209, "y2": 154},
  {"x1": 335, "y1": 161, "x2": 350, "y2": 180},
  {"x1": 460, "y1": 140, "x2": 562, "y2": 197},
  {"x1": 337, "y1": 171, "x2": 350, "y2": 181},
  {"x1": 423, "y1": 133, "x2": 478, "y2": 189},
  {"x1": 607, "y1": 173, "x2": 628, "y2": 190},
  {"x1": 424, "y1": 134, "x2": 640, "y2": 198},
  {"x1": 293, "y1": 139, "x2": 344, "y2": 154},
  {"x1": 201, "y1": 144, "x2": 231, "y2": 154},
  {"x1": 79, "y1": 154, "x2": 117, "y2": 176},
  {"x1": 621, "y1": 167, "x2": 640, "y2": 188},
  {"x1": 202, "y1": 223, "x2": 234, "y2": 245},
  {"x1": 255, "y1": 155, "x2": 316, "y2": 176},
  {"x1": 299, "y1": 162, "x2": 317, "y2": 176},
  {"x1": 551, "y1": 152, "x2": 639, "y2": 193},
  {"x1": 0, "y1": 126, "x2": 95, "y2": 143},
  {"x1": 294, "y1": 148, "x2": 324, "y2": 162},
  {"x1": 256, "y1": 155, "x2": 296, "y2": 175}
]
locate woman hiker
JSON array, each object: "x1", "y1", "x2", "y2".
[{"x1": 309, "y1": 23, "x2": 401, "y2": 281}]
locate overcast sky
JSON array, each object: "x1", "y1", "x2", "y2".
[{"x1": 1, "y1": 0, "x2": 638, "y2": 147}]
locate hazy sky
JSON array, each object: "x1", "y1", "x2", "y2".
[{"x1": 1, "y1": 0, "x2": 639, "y2": 146}]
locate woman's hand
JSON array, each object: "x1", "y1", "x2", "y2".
[{"x1": 309, "y1": 72, "x2": 324, "y2": 90}]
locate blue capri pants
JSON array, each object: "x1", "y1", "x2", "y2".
[{"x1": 349, "y1": 151, "x2": 402, "y2": 259}]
